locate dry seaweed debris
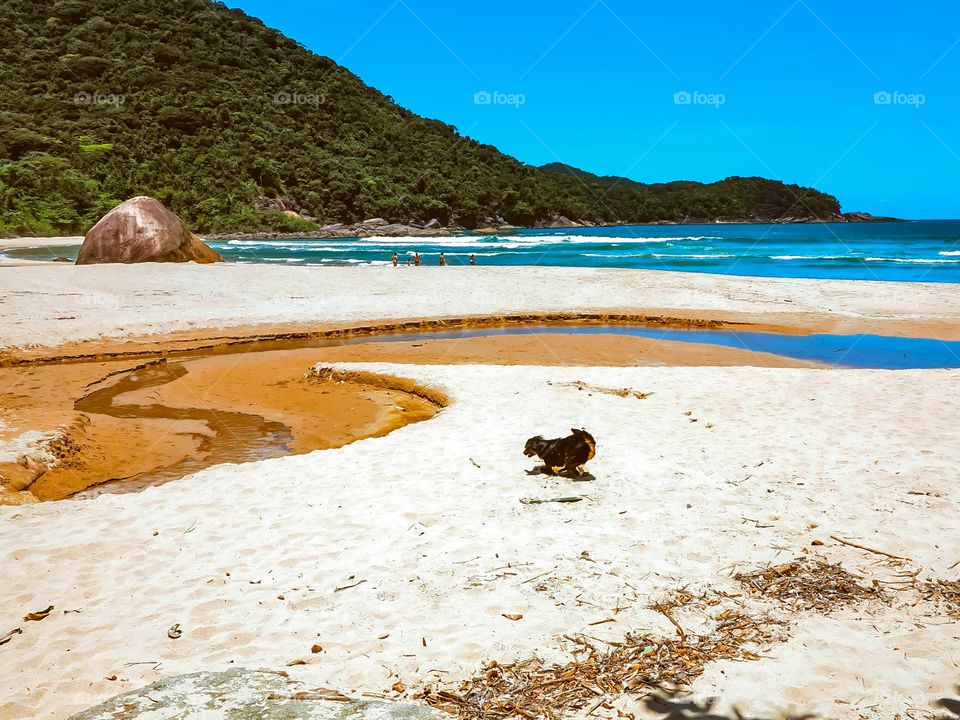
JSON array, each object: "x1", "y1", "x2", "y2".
[
  {"x1": 734, "y1": 557, "x2": 886, "y2": 614},
  {"x1": 555, "y1": 380, "x2": 652, "y2": 400},
  {"x1": 920, "y1": 579, "x2": 960, "y2": 619},
  {"x1": 418, "y1": 591, "x2": 782, "y2": 720},
  {"x1": 419, "y1": 561, "x2": 888, "y2": 719}
]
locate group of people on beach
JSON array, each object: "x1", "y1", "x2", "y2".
[{"x1": 392, "y1": 252, "x2": 476, "y2": 267}]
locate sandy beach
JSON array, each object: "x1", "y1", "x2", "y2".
[
  {"x1": 3, "y1": 264, "x2": 960, "y2": 353},
  {"x1": 2, "y1": 264, "x2": 959, "y2": 719}
]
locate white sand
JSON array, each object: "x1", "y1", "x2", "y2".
[
  {"x1": 1, "y1": 266, "x2": 959, "y2": 719},
  {"x1": 1, "y1": 362, "x2": 958, "y2": 719},
  {"x1": 1, "y1": 265, "x2": 960, "y2": 349},
  {"x1": 0, "y1": 237, "x2": 83, "y2": 250}
]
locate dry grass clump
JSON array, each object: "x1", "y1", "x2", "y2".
[
  {"x1": 418, "y1": 590, "x2": 782, "y2": 720},
  {"x1": 920, "y1": 579, "x2": 960, "y2": 619},
  {"x1": 734, "y1": 557, "x2": 885, "y2": 614}
]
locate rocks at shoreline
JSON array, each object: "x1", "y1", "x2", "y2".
[
  {"x1": 535, "y1": 214, "x2": 583, "y2": 228},
  {"x1": 203, "y1": 210, "x2": 901, "y2": 243},
  {"x1": 206, "y1": 221, "x2": 470, "y2": 242},
  {"x1": 838, "y1": 211, "x2": 903, "y2": 223},
  {"x1": 76, "y1": 197, "x2": 223, "y2": 265}
]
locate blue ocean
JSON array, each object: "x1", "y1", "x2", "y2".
[
  {"x1": 209, "y1": 220, "x2": 960, "y2": 282},
  {"x1": 8, "y1": 220, "x2": 960, "y2": 282}
]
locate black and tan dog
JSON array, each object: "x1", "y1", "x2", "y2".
[{"x1": 523, "y1": 428, "x2": 596, "y2": 477}]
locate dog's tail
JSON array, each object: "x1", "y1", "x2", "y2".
[{"x1": 570, "y1": 428, "x2": 595, "y2": 443}]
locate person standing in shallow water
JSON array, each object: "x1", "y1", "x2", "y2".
[
  {"x1": 439, "y1": 252, "x2": 447, "y2": 266},
  {"x1": 392, "y1": 252, "x2": 398, "y2": 267},
  {"x1": 469, "y1": 253, "x2": 476, "y2": 265},
  {"x1": 414, "y1": 252, "x2": 421, "y2": 266}
]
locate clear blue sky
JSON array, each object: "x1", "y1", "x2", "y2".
[{"x1": 226, "y1": 0, "x2": 960, "y2": 218}]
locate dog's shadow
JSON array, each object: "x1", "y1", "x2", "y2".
[{"x1": 525, "y1": 465, "x2": 596, "y2": 482}]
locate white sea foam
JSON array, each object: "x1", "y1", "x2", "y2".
[
  {"x1": 222, "y1": 240, "x2": 346, "y2": 251},
  {"x1": 212, "y1": 234, "x2": 960, "y2": 271},
  {"x1": 581, "y1": 251, "x2": 733, "y2": 259},
  {"x1": 224, "y1": 234, "x2": 722, "y2": 249},
  {"x1": 770, "y1": 255, "x2": 851, "y2": 261},
  {"x1": 864, "y1": 257, "x2": 960, "y2": 264},
  {"x1": 651, "y1": 253, "x2": 735, "y2": 259}
]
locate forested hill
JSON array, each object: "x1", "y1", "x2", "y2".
[{"x1": 0, "y1": 0, "x2": 843, "y2": 235}]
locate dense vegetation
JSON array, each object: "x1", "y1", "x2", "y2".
[{"x1": 0, "y1": 0, "x2": 842, "y2": 235}]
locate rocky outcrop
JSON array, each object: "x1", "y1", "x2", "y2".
[
  {"x1": 376, "y1": 223, "x2": 420, "y2": 235},
  {"x1": 535, "y1": 215, "x2": 582, "y2": 229},
  {"x1": 67, "y1": 668, "x2": 444, "y2": 720},
  {"x1": 76, "y1": 197, "x2": 222, "y2": 265},
  {"x1": 840, "y1": 211, "x2": 903, "y2": 223},
  {"x1": 255, "y1": 196, "x2": 300, "y2": 213}
]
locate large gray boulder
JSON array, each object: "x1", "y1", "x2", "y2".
[
  {"x1": 67, "y1": 668, "x2": 444, "y2": 720},
  {"x1": 76, "y1": 197, "x2": 223, "y2": 265}
]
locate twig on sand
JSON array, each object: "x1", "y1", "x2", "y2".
[
  {"x1": 334, "y1": 579, "x2": 367, "y2": 592},
  {"x1": 948, "y1": 559, "x2": 960, "y2": 570},
  {"x1": 829, "y1": 534, "x2": 909, "y2": 560},
  {"x1": 585, "y1": 696, "x2": 608, "y2": 716},
  {"x1": 651, "y1": 603, "x2": 686, "y2": 642},
  {"x1": 520, "y1": 496, "x2": 582, "y2": 505},
  {"x1": 521, "y1": 567, "x2": 557, "y2": 584},
  {"x1": 469, "y1": 458, "x2": 481, "y2": 469}
]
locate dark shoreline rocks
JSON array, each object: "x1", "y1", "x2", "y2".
[{"x1": 202, "y1": 211, "x2": 902, "y2": 242}]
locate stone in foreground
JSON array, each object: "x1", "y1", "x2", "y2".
[
  {"x1": 76, "y1": 196, "x2": 222, "y2": 265},
  {"x1": 67, "y1": 668, "x2": 443, "y2": 720}
]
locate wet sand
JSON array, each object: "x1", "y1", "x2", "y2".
[
  {"x1": 0, "y1": 329, "x2": 816, "y2": 504},
  {"x1": 5, "y1": 308, "x2": 951, "y2": 369},
  {"x1": 0, "y1": 349, "x2": 440, "y2": 503},
  {"x1": 302, "y1": 331, "x2": 823, "y2": 367}
]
